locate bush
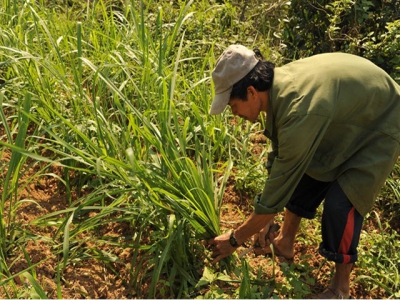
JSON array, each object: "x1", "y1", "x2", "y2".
[{"x1": 279, "y1": 0, "x2": 400, "y2": 81}]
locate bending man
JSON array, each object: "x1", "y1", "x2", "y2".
[{"x1": 207, "y1": 44, "x2": 400, "y2": 299}]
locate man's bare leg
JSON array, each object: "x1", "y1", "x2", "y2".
[
  {"x1": 330, "y1": 263, "x2": 353, "y2": 298},
  {"x1": 313, "y1": 262, "x2": 352, "y2": 298},
  {"x1": 272, "y1": 210, "x2": 353, "y2": 298},
  {"x1": 270, "y1": 208, "x2": 302, "y2": 259}
]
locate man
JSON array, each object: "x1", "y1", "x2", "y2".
[{"x1": 207, "y1": 44, "x2": 400, "y2": 298}]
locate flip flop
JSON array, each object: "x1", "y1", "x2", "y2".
[{"x1": 311, "y1": 287, "x2": 351, "y2": 299}]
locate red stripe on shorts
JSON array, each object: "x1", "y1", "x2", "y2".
[{"x1": 338, "y1": 207, "x2": 355, "y2": 264}]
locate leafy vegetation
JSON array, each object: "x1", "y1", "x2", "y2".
[
  {"x1": 0, "y1": 0, "x2": 399, "y2": 298},
  {"x1": 280, "y1": 0, "x2": 400, "y2": 80}
]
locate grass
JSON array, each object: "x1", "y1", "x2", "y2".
[
  {"x1": 1, "y1": 0, "x2": 235, "y2": 297},
  {"x1": 0, "y1": 0, "x2": 399, "y2": 298}
]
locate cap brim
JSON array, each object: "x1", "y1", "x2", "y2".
[{"x1": 209, "y1": 89, "x2": 231, "y2": 115}]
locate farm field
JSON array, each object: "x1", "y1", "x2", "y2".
[
  {"x1": 1, "y1": 0, "x2": 400, "y2": 298},
  {"x1": 1, "y1": 147, "x2": 400, "y2": 298}
]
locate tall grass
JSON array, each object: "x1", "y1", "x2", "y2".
[{"x1": 0, "y1": 0, "x2": 235, "y2": 297}]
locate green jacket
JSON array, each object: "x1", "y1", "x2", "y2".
[{"x1": 255, "y1": 53, "x2": 400, "y2": 216}]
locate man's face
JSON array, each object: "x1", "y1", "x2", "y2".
[{"x1": 228, "y1": 87, "x2": 261, "y2": 123}]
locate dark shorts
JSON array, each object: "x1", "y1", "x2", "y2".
[{"x1": 286, "y1": 174, "x2": 363, "y2": 264}]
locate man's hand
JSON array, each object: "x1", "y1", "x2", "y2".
[
  {"x1": 255, "y1": 220, "x2": 274, "y2": 247},
  {"x1": 253, "y1": 221, "x2": 280, "y2": 256},
  {"x1": 207, "y1": 232, "x2": 237, "y2": 264},
  {"x1": 206, "y1": 212, "x2": 276, "y2": 263}
]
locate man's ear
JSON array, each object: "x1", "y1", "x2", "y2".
[{"x1": 246, "y1": 86, "x2": 258, "y2": 100}]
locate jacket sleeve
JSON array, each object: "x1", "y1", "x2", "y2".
[
  {"x1": 255, "y1": 113, "x2": 331, "y2": 214},
  {"x1": 266, "y1": 140, "x2": 278, "y2": 176}
]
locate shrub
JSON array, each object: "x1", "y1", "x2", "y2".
[{"x1": 279, "y1": 0, "x2": 400, "y2": 81}]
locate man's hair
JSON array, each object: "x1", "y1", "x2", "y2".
[{"x1": 230, "y1": 48, "x2": 275, "y2": 100}]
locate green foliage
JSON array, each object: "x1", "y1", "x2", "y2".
[
  {"x1": 196, "y1": 266, "x2": 233, "y2": 298},
  {"x1": 362, "y1": 19, "x2": 400, "y2": 82},
  {"x1": 279, "y1": 0, "x2": 400, "y2": 80},
  {"x1": 357, "y1": 211, "x2": 400, "y2": 298},
  {"x1": 278, "y1": 262, "x2": 314, "y2": 298},
  {"x1": 382, "y1": 160, "x2": 400, "y2": 206},
  {"x1": 229, "y1": 122, "x2": 268, "y2": 197}
]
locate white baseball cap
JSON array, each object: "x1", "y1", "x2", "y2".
[{"x1": 210, "y1": 45, "x2": 259, "y2": 115}]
